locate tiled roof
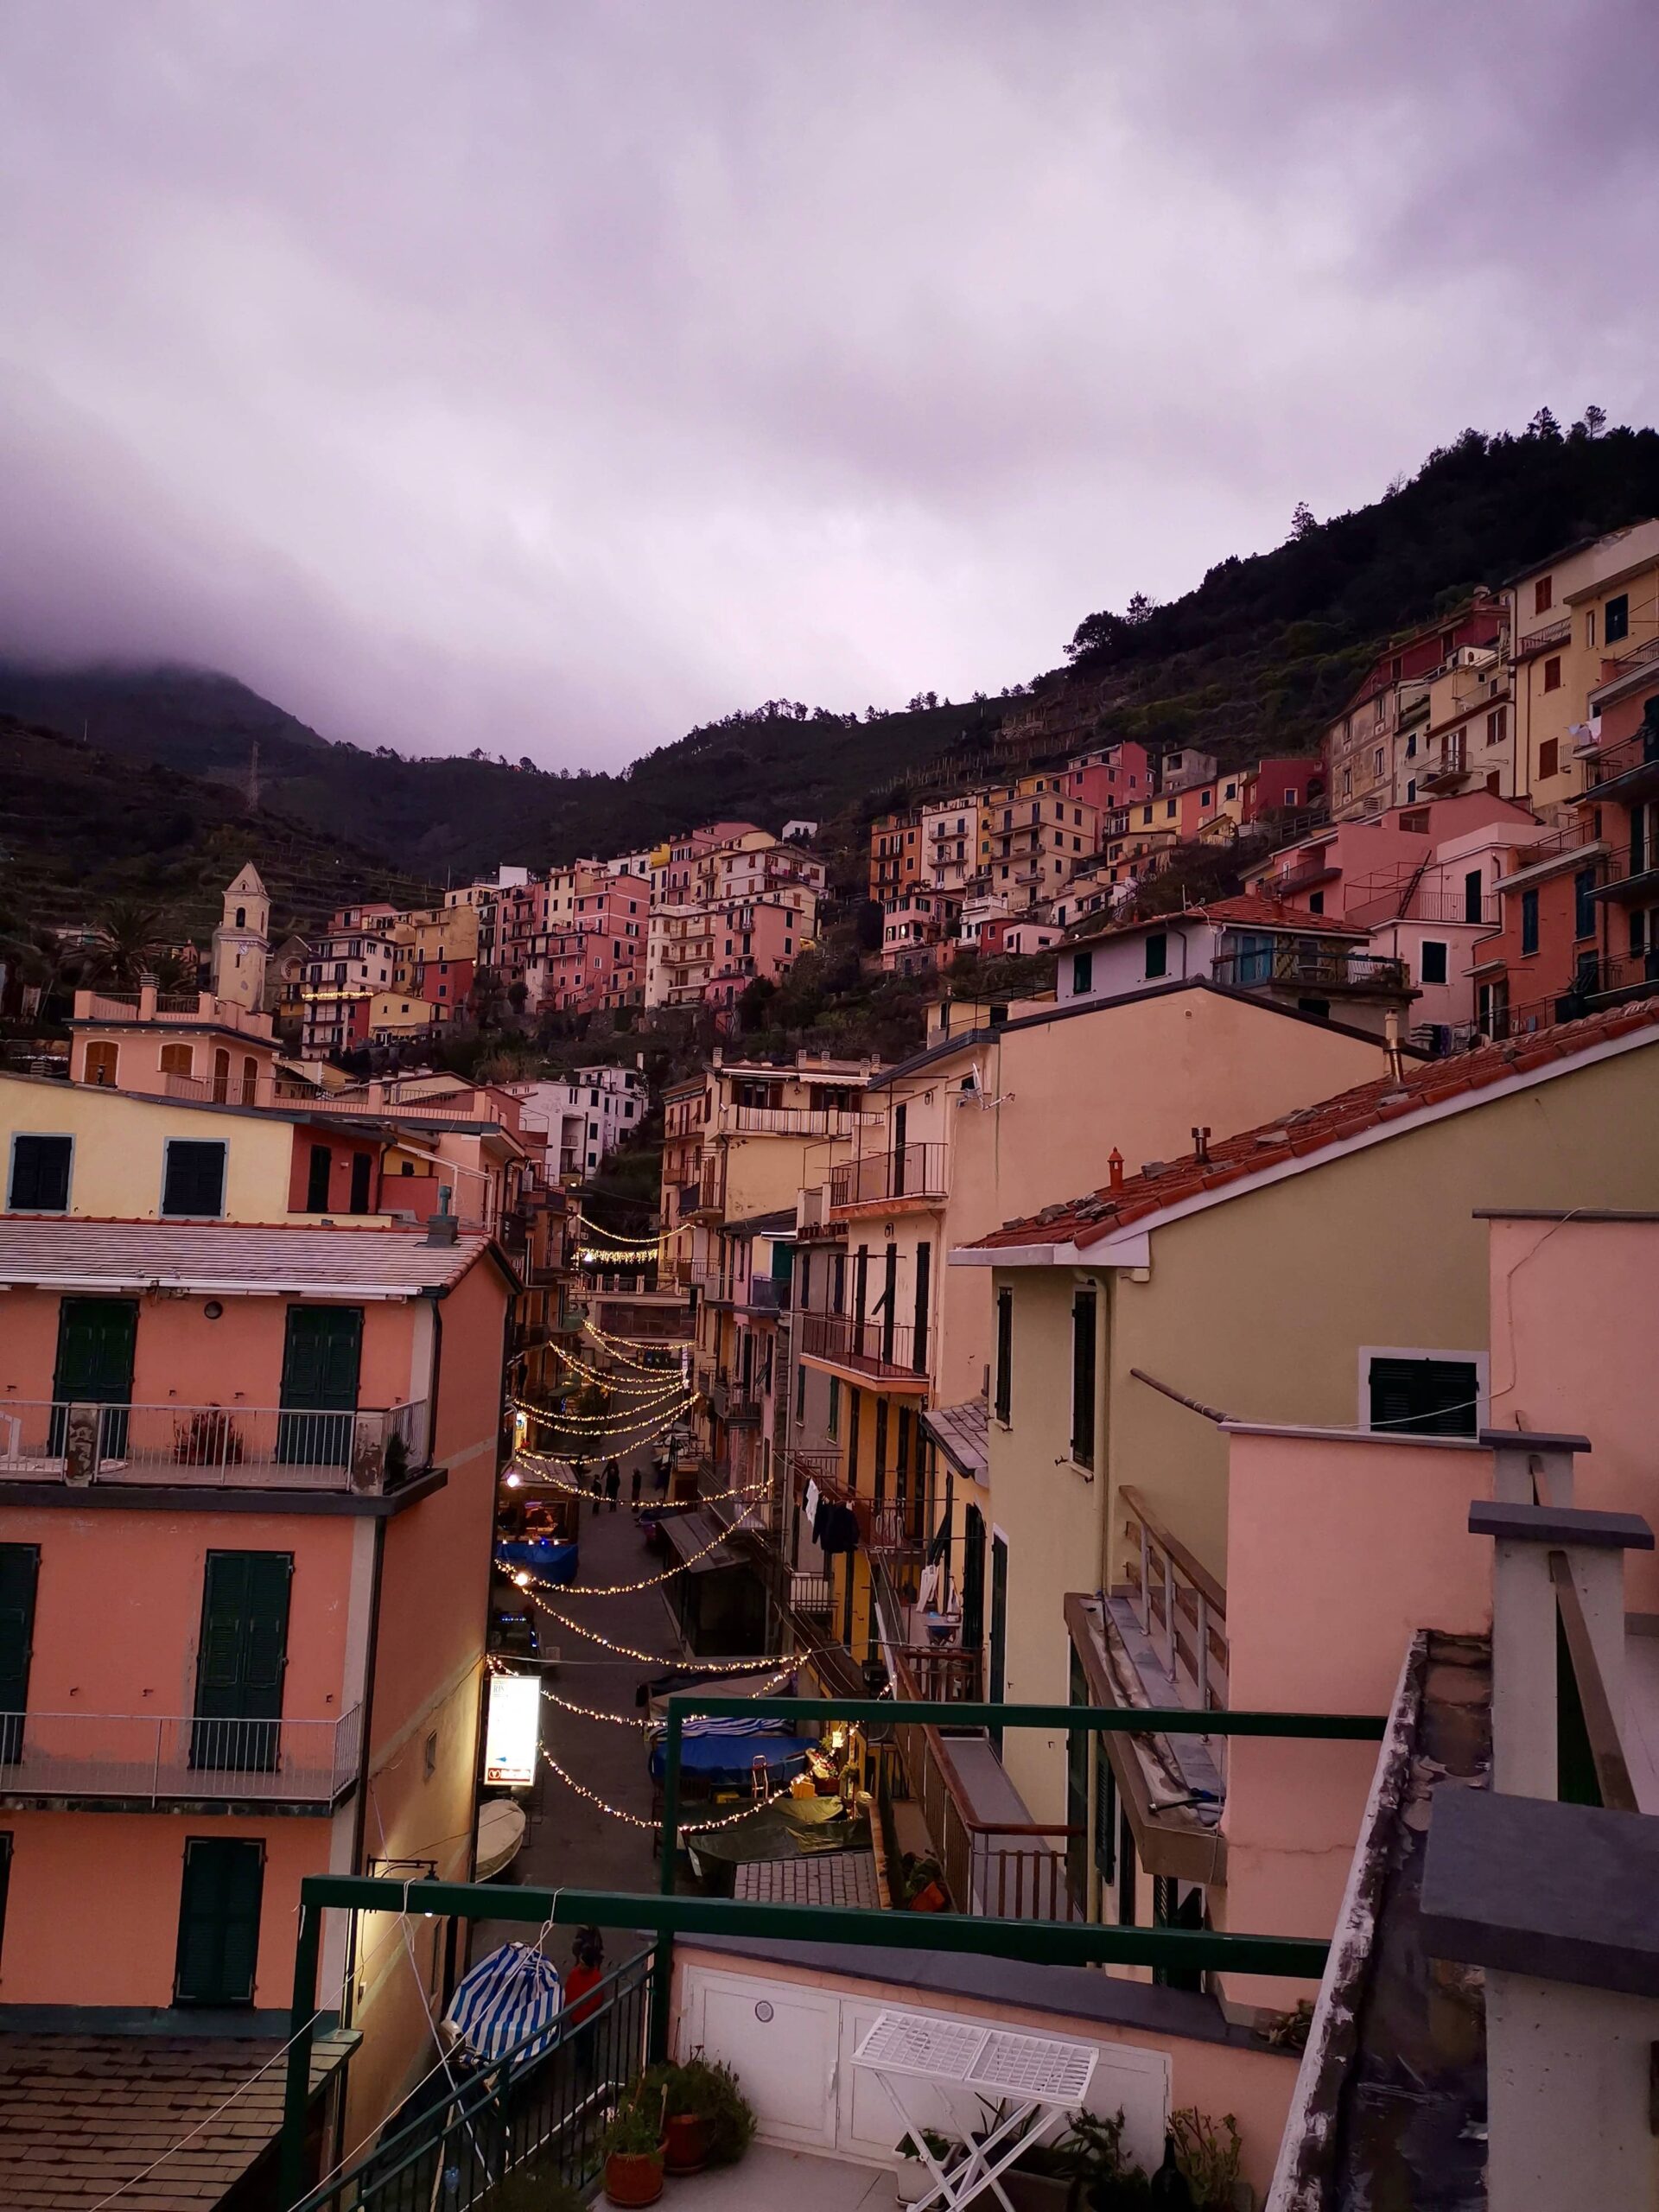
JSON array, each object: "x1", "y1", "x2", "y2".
[
  {"x1": 1074, "y1": 893, "x2": 1364, "y2": 946},
  {"x1": 0, "y1": 2030, "x2": 353, "y2": 2211},
  {"x1": 0, "y1": 1218, "x2": 492, "y2": 1294},
  {"x1": 967, "y1": 995, "x2": 1659, "y2": 1254}
]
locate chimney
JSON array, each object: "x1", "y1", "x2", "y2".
[
  {"x1": 425, "y1": 1184, "x2": 459, "y2": 1245},
  {"x1": 1108, "y1": 1148, "x2": 1124, "y2": 1191},
  {"x1": 138, "y1": 970, "x2": 159, "y2": 1022},
  {"x1": 1192, "y1": 1126, "x2": 1211, "y2": 1165},
  {"x1": 1384, "y1": 1007, "x2": 1404, "y2": 1083}
]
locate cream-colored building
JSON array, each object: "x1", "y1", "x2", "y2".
[
  {"x1": 950, "y1": 999, "x2": 1659, "y2": 1941},
  {"x1": 1506, "y1": 518, "x2": 1659, "y2": 816}
]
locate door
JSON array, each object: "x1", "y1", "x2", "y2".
[
  {"x1": 348, "y1": 1150, "x2": 372, "y2": 1215},
  {"x1": 277, "y1": 1306, "x2": 362, "y2": 1466},
  {"x1": 988, "y1": 1535, "x2": 1009, "y2": 1751},
  {"x1": 175, "y1": 1837, "x2": 264, "y2": 2005},
  {"x1": 960, "y1": 1506, "x2": 986, "y2": 1660},
  {"x1": 0, "y1": 1548, "x2": 39, "y2": 1765},
  {"x1": 891, "y1": 1103, "x2": 908, "y2": 1198},
  {"x1": 192, "y1": 1550, "x2": 292, "y2": 1770},
  {"x1": 51, "y1": 1297, "x2": 137, "y2": 1459}
]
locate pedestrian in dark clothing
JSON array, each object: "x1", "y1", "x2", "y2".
[
  {"x1": 630, "y1": 1464, "x2": 644, "y2": 1510},
  {"x1": 603, "y1": 1461, "x2": 620, "y2": 1512}
]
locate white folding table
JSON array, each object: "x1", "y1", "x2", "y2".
[{"x1": 852, "y1": 2008, "x2": 1097, "y2": 2212}]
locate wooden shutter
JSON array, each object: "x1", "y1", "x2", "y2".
[
  {"x1": 175, "y1": 1838, "x2": 264, "y2": 2005},
  {"x1": 194, "y1": 1552, "x2": 292, "y2": 1729},
  {"x1": 994, "y1": 1290, "x2": 1013, "y2": 1423},
  {"x1": 306, "y1": 1145, "x2": 332, "y2": 1212},
  {"x1": 162, "y1": 1141, "x2": 226, "y2": 1217},
  {"x1": 0, "y1": 1548, "x2": 39, "y2": 1764},
  {"x1": 1071, "y1": 1290, "x2": 1096, "y2": 1467},
  {"x1": 348, "y1": 1151, "x2": 372, "y2": 1214},
  {"x1": 10, "y1": 1136, "x2": 71, "y2": 1211},
  {"x1": 1368, "y1": 1357, "x2": 1478, "y2": 1437},
  {"x1": 912, "y1": 1243, "x2": 931, "y2": 1375}
]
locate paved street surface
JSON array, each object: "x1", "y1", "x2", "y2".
[{"x1": 473, "y1": 1439, "x2": 683, "y2": 1971}]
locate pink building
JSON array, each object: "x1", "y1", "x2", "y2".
[
  {"x1": 0, "y1": 1075, "x2": 518, "y2": 2169},
  {"x1": 1241, "y1": 756, "x2": 1322, "y2": 823},
  {"x1": 1064, "y1": 741, "x2": 1151, "y2": 815},
  {"x1": 527, "y1": 869, "x2": 649, "y2": 1014},
  {"x1": 1244, "y1": 790, "x2": 1540, "y2": 925}
]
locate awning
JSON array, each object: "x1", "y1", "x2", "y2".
[
  {"x1": 921, "y1": 1398, "x2": 989, "y2": 1484},
  {"x1": 442, "y1": 1942, "x2": 563, "y2": 2064},
  {"x1": 648, "y1": 1732, "x2": 817, "y2": 1784},
  {"x1": 659, "y1": 1508, "x2": 743, "y2": 1574},
  {"x1": 494, "y1": 1536, "x2": 578, "y2": 1585}
]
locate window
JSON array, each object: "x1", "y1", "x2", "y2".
[
  {"x1": 1071, "y1": 950, "x2": 1093, "y2": 995},
  {"x1": 1542, "y1": 656, "x2": 1562, "y2": 693},
  {"x1": 1070, "y1": 1289, "x2": 1096, "y2": 1468},
  {"x1": 1284, "y1": 785, "x2": 1298, "y2": 806},
  {"x1": 1539, "y1": 738, "x2": 1559, "y2": 780},
  {"x1": 10, "y1": 1135, "x2": 71, "y2": 1213},
  {"x1": 1367, "y1": 1356, "x2": 1479, "y2": 1438},
  {"x1": 1164, "y1": 799, "x2": 1177, "y2": 820},
  {"x1": 1574, "y1": 868, "x2": 1597, "y2": 941},
  {"x1": 994, "y1": 1288, "x2": 1013, "y2": 1424},
  {"x1": 827, "y1": 1376, "x2": 841, "y2": 1440},
  {"x1": 1373, "y1": 748, "x2": 1384, "y2": 776},
  {"x1": 1605, "y1": 594, "x2": 1630, "y2": 645},
  {"x1": 1521, "y1": 888, "x2": 1540, "y2": 956},
  {"x1": 1586, "y1": 610, "x2": 1597, "y2": 650},
  {"x1": 1405, "y1": 734, "x2": 1416, "y2": 759},
  {"x1": 162, "y1": 1141, "x2": 226, "y2": 1218},
  {"x1": 305, "y1": 1143, "x2": 332, "y2": 1212},
  {"x1": 1144, "y1": 931, "x2": 1168, "y2": 980},
  {"x1": 159, "y1": 1042, "x2": 194, "y2": 1079},
  {"x1": 1486, "y1": 708, "x2": 1507, "y2": 747},
  {"x1": 1464, "y1": 870, "x2": 1484, "y2": 925},
  {"x1": 85, "y1": 1041, "x2": 118, "y2": 1089},
  {"x1": 1535, "y1": 575, "x2": 1553, "y2": 615},
  {"x1": 175, "y1": 1837, "x2": 264, "y2": 2005},
  {"x1": 1308, "y1": 890, "x2": 1325, "y2": 915},
  {"x1": 1420, "y1": 941, "x2": 1448, "y2": 986}
]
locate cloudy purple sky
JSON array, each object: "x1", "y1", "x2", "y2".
[{"x1": 2, "y1": 3, "x2": 1656, "y2": 768}]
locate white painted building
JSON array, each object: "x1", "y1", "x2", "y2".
[{"x1": 502, "y1": 1065, "x2": 647, "y2": 1176}]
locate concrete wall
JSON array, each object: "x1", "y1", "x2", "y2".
[{"x1": 1488, "y1": 1214, "x2": 1659, "y2": 1611}]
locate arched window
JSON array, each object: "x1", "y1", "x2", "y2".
[
  {"x1": 159, "y1": 1043, "x2": 194, "y2": 1083},
  {"x1": 212, "y1": 1048, "x2": 231, "y2": 1103},
  {"x1": 85, "y1": 1041, "x2": 118, "y2": 1088},
  {"x1": 241, "y1": 1057, "x2": 258, "y2": 1105},
  {"x1": 234, "y1": 906, "x2": 245, "y2": 927}
]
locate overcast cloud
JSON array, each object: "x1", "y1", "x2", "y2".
[{"x1": 1, "y1": 2, "x2": 1656, "y2": 766}]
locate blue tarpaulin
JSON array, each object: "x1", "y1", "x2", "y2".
[
  {"x1": 442, "y1": 1942, "x2": 563, "y2": 2063},
  {"x1": 493, "y1": 1537, "x2": 579, "y2": 1586}
]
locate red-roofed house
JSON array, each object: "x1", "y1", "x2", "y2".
[{"x1": 944, "y1": 996, "x2": 1659, "y2": 1965}]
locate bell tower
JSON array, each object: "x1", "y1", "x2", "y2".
[{"x1": 213, "y1": 862, "x2": 270, "y2": 1012}]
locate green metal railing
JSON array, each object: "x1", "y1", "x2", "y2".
[{"x1": 281, "y1": 1693, "x2": 1386, "y2": 2207}]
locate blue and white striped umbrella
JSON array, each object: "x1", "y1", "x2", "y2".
[
  {"x1": 443, "y1": 1942, "x2": 564, "y2": 2064},
  {"x1": 646, "y1": 1712, "x2": 794, "y2": 1742}
]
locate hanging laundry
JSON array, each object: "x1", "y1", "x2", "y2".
[{"x1": 804, "y1": 1478, "x2": 821, "y2": 1526}]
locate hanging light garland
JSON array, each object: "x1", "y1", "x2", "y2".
[
  {"x1": 487, "y1": 1654, "x2": 794, "y2": 1727},
  {"x1": 541, "y1": 1344, "x2": 684, "y2": 1396},
  {"x1": 513, "y1": 1498, "x2": 763, "y2": 1597},
  {"x1": 584, "y1": 1316, "x2": 697, "y2": 1360},
  {"x1": 521, "y1": 1586, "x2": 809, "y2": 1672},
  {"x1": 512, "y1": 1381, "x2": 691, "y2": 1429},
  {"x1": 538, "y1": 1745, "x2": 804, "y2": 1835},
  {"x1": 505, "y1": 1455, "x2": 769, "y2": 1512},
  {"x1": 570, "y1": 1211, "x2": 667, "y2": 1255},
  {"x1": 512, "y1": 1400, "x2": 699, "y2": 1461}
]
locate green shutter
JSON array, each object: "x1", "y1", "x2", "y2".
[
  {"x1": 175, "y1": 1838, "x2": 264, "y2": 2005},
  {"x1": 0, "y1": 1548, "x2": 39, "y2": 1764},
  {"x1": 194, "y1": 1552, "x2": 291, "y2": 1772},
  {"x1": 1071, "y1": 1292, "x2": 1096, "y2": 1467},
  {"x1": 1368, "y1": 1357, "x2": 1478, "y2": 1437},
  {"x1": 162, "y1": 1141, "x2": 226, "y2": 1217}
]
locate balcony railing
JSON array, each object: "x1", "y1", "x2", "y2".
[
  {"x1": 709, "y1": 1374, "x2": 762, "y2": 1425},
  {"x1": 1210, "y1": 945, "x2": 1411, "y2": 997},
  {"x1": 742, "y1": 1274, "x2": 787, "y2": 1313},
  {"x1": 799, "y1": 1310, "x2": 929, "y2": 1382},
  {"x1": 1584, "y1": 718, "x2": 1659, "y2": 804},
  {"x1": 715, "y1": 1103, "x2": 876, "y2": 1138},
  {"x1": 1120, "y1": 1486, "x2": 1229, "y2": 1713},
  {"x1": 829, "y1": 1143, "x2": 948, "y2": 1210},
  {"x1": 0, "y1": 1706, "x2": 361, "y2": 1806},
  {"x1": 1518, "y1": 613, "x2": 1573, "y2": 658},
  {"x1": 1271, "y1": 854, "x2": 1338, "y2": 895},
  {"x1": 0, "y1": 1401, "x2": 430, "y2": 1494}
]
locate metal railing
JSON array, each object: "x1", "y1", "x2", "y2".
[
  {"x1": 0, "y1": 1706, "x2": 361, "y2": 1805},
  {"x1": 800, "y1": 1311, "x2": 929, "y2": 1382},
  {"x1": 1518, "y1": 614, "x2": 1573, "y2": 657},
  {"x1": 890, "y1": 1712, "x2": 1079, "y2": 1921},
  {"x1": 715, "y1": 1103, "x2": 875, "y2": 1138},
  {"x1": 1210, "y1": 946, "x2": 1409, "y2": 996},
  {"x1": 290, "y1": 1947, "x2": 656, "y2": 2212},
  {"x1": 1585, "y1": 719, "x2": 1659, "y2": 797},
  {"x1": 1121, "y1": 1487, "x2": 1229, "y2": 1713},
  {"x1": 0, "y1": 1401, "x2": 429, "y2": 1493},
  {"x1": 829, "y1": 1142, "x2": 948, "y2": 1209}
]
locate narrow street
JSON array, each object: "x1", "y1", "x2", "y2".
[{"x1": 474, "y1": 1439, "x2": 683, "y2": 1968}]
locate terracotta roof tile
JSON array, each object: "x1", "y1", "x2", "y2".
[
  {"x1": 967, "y1": 991, "x2": 1659, "y2": 1255},
  {"x1": 1076, "y1": 891, "x2": 1367, "y2": 945}
]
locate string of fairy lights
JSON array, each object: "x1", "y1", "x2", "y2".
[{"x1": 538, "y1": 1743, "x2": 806, "y2": 1835}]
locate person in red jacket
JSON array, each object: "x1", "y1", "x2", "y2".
[{"x1": 563, "y1": 1926, "x2": 606, "y2": 2082}]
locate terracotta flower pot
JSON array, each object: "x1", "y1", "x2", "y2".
[
  {"x1": 604, "y1": 2146, "x2": 667, "y2": 2207},
  {"x1": 664, "y1": 2112, "x2": 708, "y2": 2174}
]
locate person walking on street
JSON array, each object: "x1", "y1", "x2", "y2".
[
  {"x1": 603, "y1": 1459, "x2": 620, "y2": 1512},
  {"x1": 630, "y1": 1463, "x2": 644, "y2": 1510},
  {"x1": 563, "y1": 1927, "x2": 606, "y2": 2083}
]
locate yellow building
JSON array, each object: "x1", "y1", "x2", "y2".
[
  {"x1": 368, "y1": 990, "x2": 449, "y2": 1042},
  {"x1": 1506, "y1": 518, "x2": 1659, "y2": 816}
]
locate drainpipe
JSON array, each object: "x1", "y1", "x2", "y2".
[{"x1": 334, "y1": 1512, "x2": 385, "y2": 2172}]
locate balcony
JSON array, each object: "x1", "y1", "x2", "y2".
[
  {"x1": 799, "y1": 1312, "x2": 930, "y2": 1388},
  {"x1": 1272, "y1": 854, "x2": 1338, "y2": 896},
  {"x1": 1421, "y1": 739, "x2": 1468, "y2": 791},
  {"x1": 742, "y1": 1274, "x2": 788, "y2": 1314},
  {"x1": 715, "y1": 1103, "x2": 876, "y2": 1139},
  {"x1": 0, "y1": 1706, "x2": 362, "y2": 1808},
  {"x1": 829, "y1": 1143, "x2": 948, "y2": 1211},
  {"x1": 1119, "y1": 1486, "x2": 1230, "y2": 1713},
  {"x1": 1585, "y1": 718, "x2": 1659, "y2": 807},
  {"x1": 1590, "y1": 839, "x2": 1659, "y2": 906},
  {"x1": 0, "y1": 1401, "x2": 431, "y2": 1495},
  {"x1": 1210, "y1": 944, "x2": 1411, "y2": 999},
  {"x1": 709, "y1": 1373, "x2": 761, "y2": 1426},
  {"x1": 1517, "y1": 613, "x2": 1573, "y2": 658}
]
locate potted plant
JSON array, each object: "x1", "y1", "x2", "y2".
[
  {"x1": 1167, "y1": 2109, "x2": 1244, "y2": 2209},
  {"x1": 895, "y1": 2129, "x2": 956, "y2": 2202},
  {"x1": 639, "y1": 2060, "x2": 712, "y2": 2174},
  {"x1": 659, "y1": 2051, "x2": 755, "y2": 2167},
  {"x1": 600, "y1": 2082, "x2": 668, "y2": 2207}
]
